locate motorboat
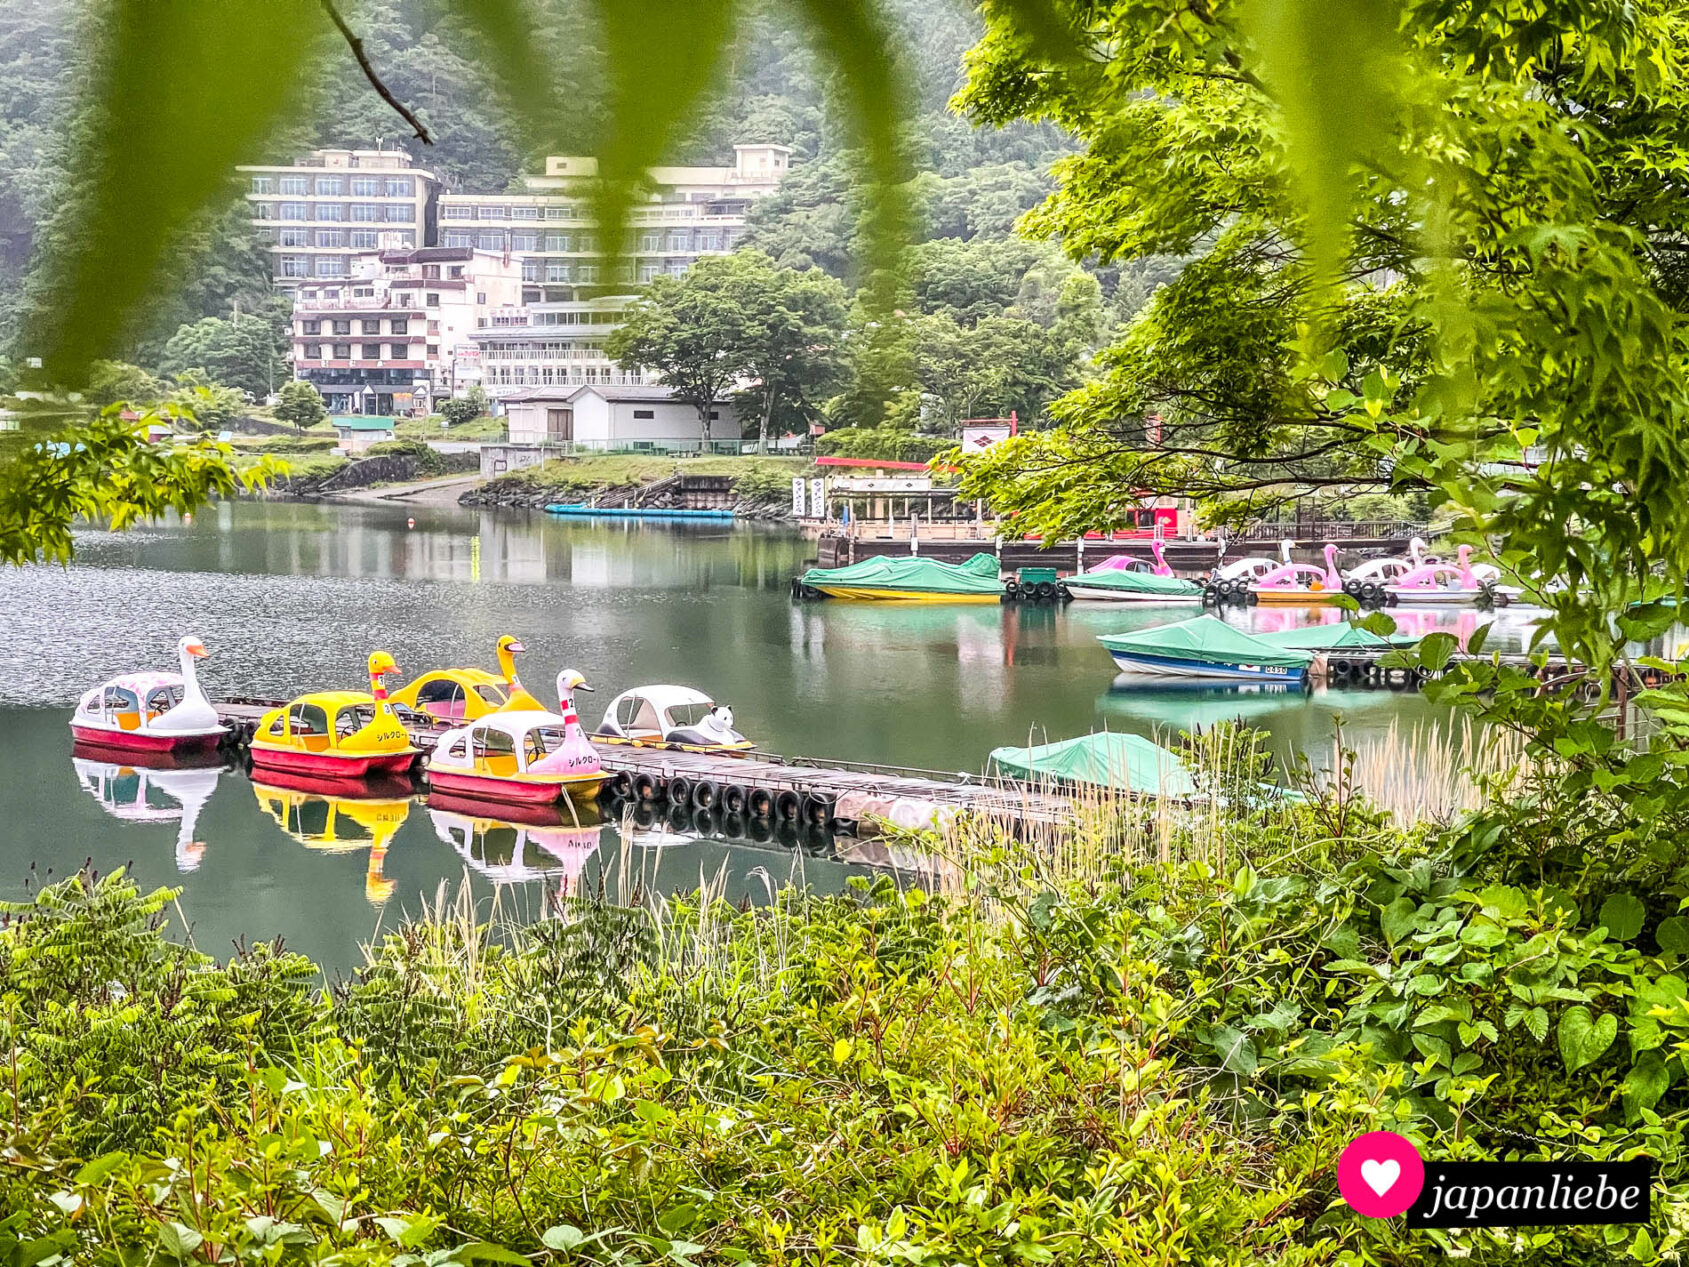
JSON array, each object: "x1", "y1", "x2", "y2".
[
  {"x1": 989, "y1": 731, "x2": 1199, "y2": 798},
  {"x1": 1387, "y1": 545, "x2": 1520, "y2": 606},
  {"x1": 71, "y1": 747, "x2": 223, "y2": 872},
  {"x1": 388, "y1": 635, "x2": 541, "y2": 720},
  {"x1": 1097, "y1": 615, "x2": 1314, "y2": 682},
  {"x1": 70, "y1": 634, "x2": 227, "y2": 753},
  {"x1": 425, "y1": 670, "x2": 606, "y2": 806},
  {"x1": 594, "y1": 685, "x2": 753, "y2": 753},
  {"x1": 1251, "y1": 543, "x2": 1347, "y2": 606},
  {"x1": 249, "y1": 651, "x2": 420, "y2": 778},
  {"x1": 799, "y1": 553, "x2": 1005, "y2": 603},
  {"x1": 251, "y1": 775, "x2": 412, "y2": 905},
  {"x1": 1066, "y1": 541, "x2": 1206, "y2": 603}
]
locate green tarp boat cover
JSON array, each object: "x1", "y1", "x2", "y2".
[
  {"x1": 802, "y1": 552, "x2": 1004, "y2": 596},
  {"x1": 1254, "y1": 622, "x2": 1420, "y2": 651},
  {"x1": 990, "y1": 731, "x2": 1199, "y2": 796},
  {"x1": 1069, "y1": 568, "x2": 1203, "y2": 596},
  {"x1": 1097, "y1": 615, "x2": 1314, "y2": 668}
]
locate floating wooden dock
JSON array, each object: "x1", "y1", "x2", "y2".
[{"x1": 211, "y1": 699, "x2": 1071, "y2": 833}]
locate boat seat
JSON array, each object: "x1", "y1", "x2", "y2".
[
  {"x1": 475, "y1": 754, "x2": 521, "y2": 778},
  {"x1": 423, "y1": 700, "x2": 467, "y2": 720},
  {"x1": 114, "y1": 711, "x2": 142, "y2": 731}
]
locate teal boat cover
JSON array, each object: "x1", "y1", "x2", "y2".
[
  {"x1": 1069, "y1": 567, "x2": 1203, "y2": 596},
  {"x1": 802, "y1": 552, "x2": 1004, "y2": 596},
  {"x1": 1098, "y1": 615, "x2": 1315, "y2": 668},
  {"x1": 990, "y1": 731, "x2": 1198, "y2": 796},
  {"x1": 1254, "y1": 622, "x2": 1420, "y2": 651}
]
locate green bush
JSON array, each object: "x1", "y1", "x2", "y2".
[
  {"x1": 815, "y1": 425, "x2": 951, "y2": 464},
  {"x1": 731, "y1": 464, "x2": 792, "y2": 505},
  {"x1": 365, "y1": 437, "x2": 446, "y2": 476}
]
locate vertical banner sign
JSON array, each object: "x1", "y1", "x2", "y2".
[
  {"x1": 809, "y1": 478, "x2": 827, "y2": 520},
  {"x1": 791, "y1": 477, "x2": 806, "y2": 518}
]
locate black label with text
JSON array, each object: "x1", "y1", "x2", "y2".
[{"x1": 1407, "y1": 1160, "x2": 1652, "y2": 1228}]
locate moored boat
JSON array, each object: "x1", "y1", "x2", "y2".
[
  {"x1": 249, "y1": 652, "x2": 420, "y2": 778},
  {"x1": 594, "y1": 685, "x2": 753, "y2": 753},
  {"x1": 989, "y1": 731, "x2": 1199, "y2": 797},
  {"x1": 70, "y1": 635, "x2": 228, "y2": 753},
  {"x1": 425, "y1": 670, "x2": 606, "y2": 806},
  {"x1": 388, "y1": 635, "x2": 543, "y2": 719},
  {"x1": 1066, "y1": 567, "x2": 1205, "y2": 603},
  {"x1": 1250, "y1": 543, "x2": 1347, "y2": 606},
  {"x1": 800, "y1": 553, "x2": 1005, "y2": 603},
  {"x1": 1253, "y1": 621, "x2": 1419, "y2": 652},
  {"x1": 1097, "y1": 615, "x2": 1315, "y2": 682},
  {"x1": 1387, "y1": 545, "x2": 1521, "y2": 606}
]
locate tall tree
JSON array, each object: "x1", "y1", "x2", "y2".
[{"x1": 157, "y1": 296, "x2": 290, "y2": 400}]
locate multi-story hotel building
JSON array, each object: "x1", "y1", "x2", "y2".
[
  {"x1": 241, "y1": 148, "x2": 442, "y2": 288},
  {"x1": 444, "y1": 144, "x2": 792, "y2": 397},
  {"x1": 290, "y1": 247, "x2": 523, "y2": 415}
]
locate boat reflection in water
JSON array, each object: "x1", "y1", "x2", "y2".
[
  {"x1": 71, "y1": 743, "x2": 225, "y2": 872},
  {"x1": 426, "y1": 793, "x2": 603, "y2": 900},
  {"x1": 250, "y1": 771, "x2": 413, "y2": 905}
]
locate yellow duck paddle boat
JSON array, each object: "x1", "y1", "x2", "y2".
[
  {"x1": 250, "y1": 651, "x2": 419, "y2": 778},
  {"x1": 390, "y1": 635, "x2": 546, "y2": 721}
]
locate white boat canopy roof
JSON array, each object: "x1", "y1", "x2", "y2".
[
  {"x1": 608, "y1": 685, "x2": 717, "y2": 714},
  {"x1": 447, "y1": 710, "x2": 567, "y2": 740}
]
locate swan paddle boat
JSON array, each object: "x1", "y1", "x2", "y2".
[
  {"x1": 1251, "y1": 543, "x2": 1346, "y2": 606},
  {"x1": 1205, "y1": 548, "x2": 1289, "y2": 599},
  {"x1": 594, "y1": 685, "x2": 753, "y2": 753},
  {"x1": 428, "y1": 798, "x2": 602, "y2": 892},
  {"x1": 389, "y1": 634, "x2": 543, "y2": 721},
  {"x1": 1387, "y1": 545, "x2": 1520, "y2": 606},
  {"x1": 1098, "y1": 615, "x2": 1315, "y2": 682},
  {"x1": 426, "y1": 670, "x2": 606, "y2": 806},
  {"x1": 252, "y1": 777, "x2": 411, "y2": 906},
  {"x1": 249, "y1": 651, "x2": 420, "y2": 778},
  {"x1": 1067, "y1": 543, "x2": 1204, "y2": 603},
  {"x1": 70, "y1": 634, "x2": 227, "y2": 753},
  {"x1": 72, "y1": 749, "x2": 222, "y2": 873}
]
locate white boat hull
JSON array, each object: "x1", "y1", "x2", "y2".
[
  {"x1": 1106, "y1": 650, "x2": 1306, "y2": 683},
  {"x1": 1066, "y1": 584, "x2": 1204, "y2": 603}
]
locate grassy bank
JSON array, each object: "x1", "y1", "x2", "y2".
[{"x1": 1, "y1": 722, "x2": 1680, "y2": 1263}]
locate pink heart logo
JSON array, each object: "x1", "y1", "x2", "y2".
[{"x1": 1338, "y1": 1131, "x2": 1425, "y2": 1218}]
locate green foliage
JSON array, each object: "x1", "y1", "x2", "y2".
[
  {"x1": 438, "y1": 386, "x2": 489, "y2": 428},
  {"x1": 273, "y1": 379, "x2": 327, "y2": 432},
  {"x1": 815, "y1": 425, "x2": 951, "y2": 463},
  {"x1": 157, "y1": 298, "x2": 291, "y2": 400},
  {"x1": 363, "y1": 437, "x2": 446, "y2": 476}
]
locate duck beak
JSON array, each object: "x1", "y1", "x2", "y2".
[
  {"x1": 576, "y1": 683, "x2": 594, "y2": 692},
  {"x1": 508, "y1": 640, "x2": 526, "y2": 654}
]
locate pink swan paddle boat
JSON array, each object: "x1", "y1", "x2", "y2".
[{"x1": 1250, "y1": 543, "x2": 1346, "y2": 606}]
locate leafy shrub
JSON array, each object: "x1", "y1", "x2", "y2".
[
  {"x1": 730, "y1": 464, "x2": 793, "y2": 505},
  {"x1": 815, "y1": 425, "x2": 951, "y2": 463},
  {"x1": 365, "y1": 437, "x2": 446, "y2": 475}
]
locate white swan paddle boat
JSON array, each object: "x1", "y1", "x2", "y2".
[
  {"x1": 70, "y1": 635, "x2": 227, "y2": 754},
  {"x1": 72, "y1": 750, "x2": 222, "y2": 872},
  {"x1": 426, "y1": 670, "x2": 606, "y2": 806}
]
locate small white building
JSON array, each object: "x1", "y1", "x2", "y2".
[{"x1": 503, "y1": 384, "x2": 738, "y2": 452}]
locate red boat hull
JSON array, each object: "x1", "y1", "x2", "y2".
[
  {"x1": 251, "y1": 767, "x2": 416, "y2": 801},
  {"x1": 427, "y1": 767, "x2": 603, "y2": 806},
  {"x1": 71, "y1": 725, "x2": 223, "y2": 754},
  {"x1": 250, "y1": 746, "x2": 417, "y2": 778}
]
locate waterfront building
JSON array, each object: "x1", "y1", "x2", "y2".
[
  {"x1": 291, "y1": 247, "x2": 523, "y2": 415},
  {"x1": 501, "y1": 383, "x2": 739, "y2": 451},
  {"x1": 449, "y1": 145, "x2": 792, "y2": 397},
  {"x1": 241, "y1": 149, "x2": 441, "y2": 289}
]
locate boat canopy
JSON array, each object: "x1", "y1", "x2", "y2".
[
  {"x1": 1254, "y1": 622, "x2": 1420, "y2": 651},
  {"x1": 1070, "y1": 568, "x2": 1202, "y2": 596},
  {"x1": 1098, "y1": 616, "x2": 1315, "y2": 669},
  {"x1": 990, "y1": 731, "x2": 1198, "y2": 796},
  {"x1": 801, "y1": 552, "x2": 1004, "y2": 596}
]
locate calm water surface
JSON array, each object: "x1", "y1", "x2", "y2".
[{"x1": 0, "y1": 500, "x2": 1540, "y2": 970}]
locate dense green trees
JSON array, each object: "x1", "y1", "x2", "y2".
[
  {"x1": 157, "y1": 299, "x2": 290, "y2": 401},
  {"x1": 273, "y1": 378, "x2": 326, "y2": 431}
]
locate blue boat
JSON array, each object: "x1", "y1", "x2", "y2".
[
  {"x1": 1097, "y1": 616, "x2": 1315, "y2": 683},
  {"x1": 544, "y1": 504, "x2": 737, "y2": 521}
]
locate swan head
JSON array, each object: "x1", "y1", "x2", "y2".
[
  {"x1": 1280, "y1": 538, "x2": 1294, "y2": 560},
  {"x1": 498, "y1": 635, "x2": 526, "y2": 657},
  {"x1": 367, "y1": 650, "x2": 400, "y2": 681},
  {"x1": 556, "y1": 668, "x2": 593, "y2": 697},
  {"x1": 1457, "y1": 543, "x2": 1472, "y2": 565},
  {"x1": 179, "y1": 635, "x2": 209, "y2": 659}
]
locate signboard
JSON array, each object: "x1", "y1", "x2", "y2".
[
  {"x1": 829, "y1": 477, "x2": 933, "y2": 492},
  {"x1": 791, "y1": 477, "x2": 807, "y2": 518},
  {"x1": 961, "y1": 423, "x2": 1012, "y2": 452},
  {"x1": 809, "y1": 478, "x2": 827, "y2": 519}
]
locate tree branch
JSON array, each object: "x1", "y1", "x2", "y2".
[{"x1": 320, "y1": 0, "x2": 433, "y2": 144}]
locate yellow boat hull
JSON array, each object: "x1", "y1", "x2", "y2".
[
  {"x1": 812, "y1": 586, "x2": 1002, "y2": 604},
  {"x1": 1252, "y1": 590, "x2": 1345, "y2": 606}
]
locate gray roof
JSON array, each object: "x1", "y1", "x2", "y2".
[{"x1": 503, "y1": 384, "x2": 730, "y2": 406}]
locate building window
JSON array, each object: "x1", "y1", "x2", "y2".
[
  {"x1": 351, "y1": 203, "x2": 380, "y2": 221},
  {"x1": 280, "y1": 175, "x2": 308, "y2": 195},
  {"x1": 476, "y1": 232, "x2": 503, "y2": 251},
  {"x1": 546, "y1": 205, "x2": 575, "y2": 220},
  {"x1": 279, "y1": 228, "x2": 308, "y2": 247},
  {"x1": 427, "y1": 321, "x2": 438, "y2": 334},
  {"x1": 512, "y1": 205, "x2": 539, "y2": 220},
  {"x1": 384, "y1": 177, "x2": 413, "y2": 197},
  {"x1": 449, "y1": 265, "x2": 464, "y2": 278},
  {"x1": 350, "y1": 229, "x2": 378, "y2": 248},
  {"x1": 638, "y1": 263, "x2": 659, "y2": 283},
  {"x1": 443, "y1": 231, "x2": 473, "y2": 248},
  {"x1": 639, "y1": 232, "x2": 661, "y2": 251},
  {"x1": 389, "y1": 343, "x2": 410, "y2": 360},
  {"x1": 250, "y1": 175, "x2": 274, "y2": 194},
  {"x1": 360, "y1": 319, "x2": 380, "y2": 335},
  {"x1": 360, "y1": 343, "x2": 381, "y2": 359},
  {"x1": 511, "y1": 232, "x2": 538, "y2": 251},
  {"x1": 252, "y1": 203, "x2": 275, "y2": 221},
  {"x1": 521, "y1": 261, "x2": 540, "y2": 282},
  {"x1": 396, "y1": 293, "x2": 412, "y2": 307},
  {"x1": 426, "y1": 293, "x2": 440, "y2": 306},
  {"x1": 332, "y1": 320, "x2": 351, "y2": 336},
  {"x1": 427, "y1": 343, "x2": 439, "y2": 356},
  {"x1": 280, "y1": 256, "x2": 309, "y2": 277},
  {"x1": 351, "y1": 176, "x2": 379, "y2": 197},
  {"x1": 279, "y1": 201, "x2": 307, "y2": 221},
  {"x1": 316, "y1": 230, "x2": 343, "y2": 247},
  {"x1": 476, "y1": 291, "x2": 487, "y2": 304},
  {"x1": 382, "y1": 204, "x2": 409, "y2": 222},
  {"x1": 314, "y1": 203, "x2": 344, "y2": 222},
  {"x1": 476, "y1": 204, "x2": 507, "y2": 219},
  {"x1": 423, "y1": 264, "x2": 441, "y2": 280},
  {"x1": 390, "y1": 319, "x2": 408, "y2": 335},
  {"x1": 304, "y1": 344, "x2": 322, "y2": 359},
  {"x1": 302, "y1": 319, "x2": 321, "y2": 335},
  {"x1": 316, "y1": 257, "x2": 346, "y2": 277},
  {"x1": 333, "y1": 343, "x2": 351, "y2": 359},
  {"x1": 546, "y1": 262, "x2": 571, "y2": 282},
  {"x1": 392, "y1": 230, "x2": 416, "y2": 246},
  {"x1": 314, "y1": 176, "x2": 342, "y2": 196},
  {"x1": 632, "y1": 409, "x2": 655, "y2": 419},
  {"x1": 544, "y1": 233, "x2": 568, "y2": 251},
  {"x1": 353, "y1": 287, "x2": 375, "y2": 297},
  {"x1": 578, "y1": 265, "x2": 599, "y2": 284},
  {"x1": 708, "y1": 411, "x2": 720, "y2": 420}
]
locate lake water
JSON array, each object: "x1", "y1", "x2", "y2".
[{"x1": 0, "y1": 500, "x2": 1540, "y2": 971}]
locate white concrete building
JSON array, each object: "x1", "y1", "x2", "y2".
[
  {"x1": 241, "y1": 149, "x2": 441, "y2": 288},
  {"x1": 291, "y1": 247, "x2": 523, "y2": 414},
  {"x1": 502, "y1": 384, "x2": 738, "y2": 452}
]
